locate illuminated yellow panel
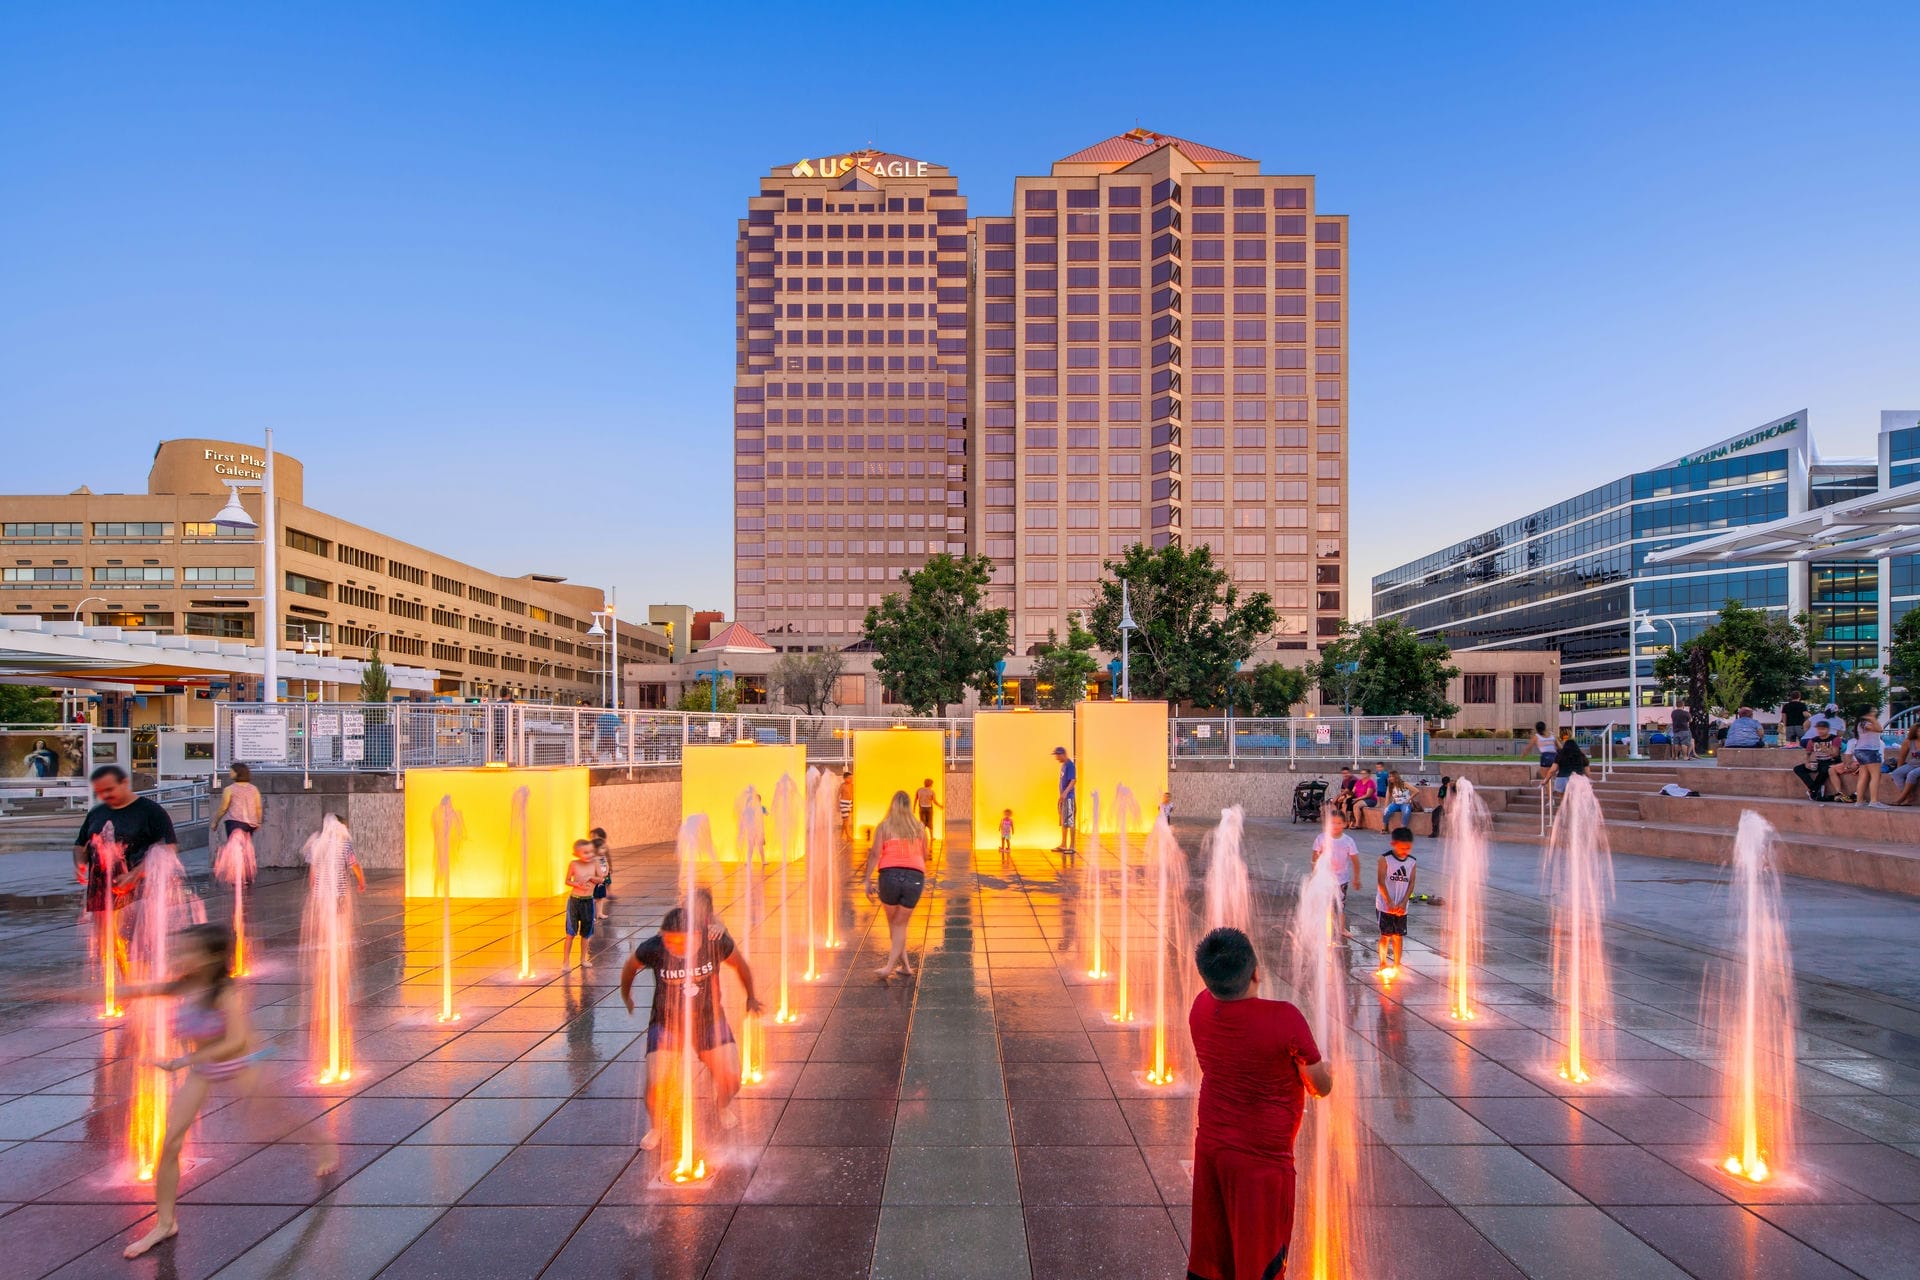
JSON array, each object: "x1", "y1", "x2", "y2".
[
  {"x1": 851, "y1": 727, "x2": 946, "y2": 846},
  {"x1": 681, "y1": 742, "x2": 808, "y2": 862},
  {"x1": 403, "y1": 766, "x2": 589, "y2": 898},
  {"x1": 971, "y1": 709, "x2": 1074, "y2": 851},
  {"x1": 1075, "y1": 700, "x2": 1169, "y2": 838}
]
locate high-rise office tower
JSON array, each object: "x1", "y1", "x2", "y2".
[
  {"x1": 970, "y1": 130, "x2": 1348, "y2": 652},
  {"x1": 732, "y1": 150, "x2": 971, "y2": 649}
]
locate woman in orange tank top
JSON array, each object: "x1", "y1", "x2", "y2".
[{"x1": 863, "y1": 790, "x2": 928, "y2": 980}]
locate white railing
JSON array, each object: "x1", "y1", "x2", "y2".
[
  {"x1": 214, "y1": 703, "x2": 1425, "y2": 776},
  {"x1": 1170, "y1": 715, "x2": 1425, "y2": 769}
]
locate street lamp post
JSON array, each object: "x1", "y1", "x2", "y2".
[
  {"x1": 694, "y1": 665, "x2": 731, "y2": 714},
  {"x1": 1629, "y1": 609, "x2": 1679, "y2": 759},
  {"x1": 587, "y1": 592, "x2": 620, "y2": 711},
  {"x1": 210, "y1": 428, "x2": 277, "y2": 703},
  {"x1": 994, "y1": 658, "x2": 1007, "y2": 708},
  {"x1": 1118, "y1": 578, "x2": 1137, "y2": 700}
]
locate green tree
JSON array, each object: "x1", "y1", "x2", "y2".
[
  {"x1": 0, "y1": 685, "x2": 59, "y2": 722},
  {"x1": 1240, "y1": 661, "x2": 1312, "y2": 716},
  {"x1": 359, "y1": 642, "x2": 392, "y2": 703},
  {"x1": 677, "y1": 678, "x2": 738, "y2": 714},
  {"x1": 1887, "y1": 608, "x2": 1920, "y2": 705},
  {"x1": 1310, "y1": 619, "x2": 1461, "y2": 719},
  {"x1": 1031, "y1": 616, "x2": 1101, "y2": 708},
  {"x1": 862, "y1": 552, "x2": 1011, "y2": 716},
  {"x1": 1832, "y1": 669, "x2": 1886, "y2": 722},
  {"x1": 1707, "y1": 648, "x2": 1753, "y2": 718},
  {"x1": 1652, "y1": 601, "x2": 1812, "y2": 714},
  {"x1": 1085, "y1": 543, "x2": 1275, "y2": 709}
]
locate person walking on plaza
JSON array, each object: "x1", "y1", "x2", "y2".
[
  {"x1": 1311, "y1": 811, "x2": 1358, "y2": 933},
  {"x1": 1553, "y1": 729, "x2": 1589, "y2": 795},
  {"x1": 1428, "y1": 775, "x2": 1451, "y2": 838},
  {"x1": 1376, "y1": 827, "x2": 1417, "y2": 974},
  {"x1": 590, "y1": 826, "x2": 614, "y2": 920},
  {"x1": 1052, "y1": 745, "x2": 1078, "y2": 860},
  {"x1": 838, "y1": 768, "x2": 855, "y2": 841},
  {"x1": 116, "y1": 923, "x2": 265, "y2": 1259},
  {"x1": 863, "y1": 790, "x2": 929, "y2": 980},
  {"x1": 561, "y1": 839, "x2": 599, "y2": 969},
  {"x1": 1782, "y1": 697, "x2": 1808, "y2": 744},
  {"x1": 213, "y1": 762, "x2": 263, "y2": 853},
  {"x1": 1532, "y1": 721, "x2": 1558, "y2": 783},
  {"x1": 623, "y1": 904, "x2": 760, "y2": 1148},
  {"x1": 72, "y1": 764, "x2": 176, "y2": 968},
  {"x1": 1794, "y1": 720, "x2": 1845, "y2": 801},
  {"x1": 1185, "y1": 926, "x2": 1331, "y2": 1280},
  {"x1": 1671, "y1": 703, "x2": 1696, "y2": 760},
  {"x1": 914, "y1": 777, "x2": 942, "y2": 840}
]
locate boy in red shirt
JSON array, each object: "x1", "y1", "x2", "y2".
[{"x1": 1188, "y1": 926, "x2": 1333, "y2": 1280}]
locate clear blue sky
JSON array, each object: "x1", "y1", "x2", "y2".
[{"x1": 3, "y1": 3, "x2": 1915, "y2": 617}]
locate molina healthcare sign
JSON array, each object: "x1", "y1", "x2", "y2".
[{"x1": 1670, "y1": 415, "x2": 1802, "y2": 469}]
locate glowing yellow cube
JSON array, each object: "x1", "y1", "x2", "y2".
[
  {"x1": 1075, "y1": 700, "x2": 1169, "y2": 837},
  {"x1": 971, "y1": 709, "x2": 1074, "y2": 851},
  {"x1": 851, "y1": 727, "x2": 946, "y2": 846},
  {"x1": 403, "y1": 766, "x2": 589, "y2": 898},
  {"x1": 681, "y1": 742, "x2": 808, "y2": 862}
]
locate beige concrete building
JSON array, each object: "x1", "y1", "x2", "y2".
[
  {"x1": 972, "y1": 130, "x2": 1349, "y2": 652},
  {"x1": 733, "y1": 150, "x2": 971, "y2": 650},
  {"x1": 1430, "y1": 650, "x2": 1562, "y2": 735},
  {"x1": 1, "y1": 439, "x2": 668, "y2": 718}
]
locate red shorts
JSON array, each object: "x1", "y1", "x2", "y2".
[{"x1": 1188, "y1": 1145, "x2": 1296, "y2": 1280}]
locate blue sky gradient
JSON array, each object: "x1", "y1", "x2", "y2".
[{"x1": 3, "y1": 3, "x2": 1915, "y2": 614}]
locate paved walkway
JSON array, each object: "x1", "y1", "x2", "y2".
[{"x1": 0, "y1": 814, "x2": 1917, "y2": 1278}]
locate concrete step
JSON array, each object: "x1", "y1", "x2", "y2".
[
  {"x1": 1638, "y1": 790, "x2": 1920, "y2": 845},
  {"x1": 1493, "y1": 818, "x2": 1920, "y2": 896},
  {"x1": 1673, "y1": 763, "x2": 1871, "y2": 802}
]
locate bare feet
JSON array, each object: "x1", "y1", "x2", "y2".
[
  {"x1": 897, "y1": 958, "x2": 915, "y2": 977},
  {"x1": 124, "y1": 1222, "x2": 177, "y2": 1259},
  {"x1": 314, "y1": 1142, "x2": 341, "y2": 1178},
  {"x1": 874, "y1": 965, "x2": 895, "y2": 981}
]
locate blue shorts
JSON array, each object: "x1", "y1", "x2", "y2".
[
  {"x1": 566, "y1": 896, "x2": 595, "y2": 937},
  {"x1": 1539, "y1": 751, "x2": 1557, "y2": 768},
  {"x1": 646, "y1": 1018, "x2": 735, "y2": 1055},
  {"x1": 1854, "y1": 749, "x2": 1882, "y2": 765}
]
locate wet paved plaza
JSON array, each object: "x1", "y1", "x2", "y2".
[{"x1": 1, "y1": 815, "x2": 1918, "y2": 1279}]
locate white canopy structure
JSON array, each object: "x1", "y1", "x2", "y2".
[
  {"x1": 0, "y1": 616, "x2": 439, "y2": 693},
  {"x1": 1647, "y1": 479, "x2": 1920, "y2": 566}
]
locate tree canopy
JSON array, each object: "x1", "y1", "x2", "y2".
[
  {"x1": 1031, "y1": 616, "x2": 1101, "y2": 708},
  {"x1": 359, "y1": 642, "x2": 391, "y2": 703},
  {"x1": 1652, "y1": 601, "x2": 1811, "y2": 712},
  {"x1": 1888, "y1": 608, "x2": 1920, "y2": 706},
  {"x1": 769, "y1": 650, "x2": 844, "y2": 715},
  {"x1": 0, "y1": 685, "x2": 58, "y2": 722},
  {"x1": 862, "y1": 552, "x2": 1011, "y2": 716},
  {"x1": 677, "y1": 678, "x2": 738, "y2": 714},
  {"x1": 1238, "y1": 661, "x2": 1312, "y2": 716},
  {"x1": 1085, "y1": 543, "x2": 1274, "y2": 709},
  {"x1": 1310, "y1": 619, "x2": 1460, "y2": 719}
]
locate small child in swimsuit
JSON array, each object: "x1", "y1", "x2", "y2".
[{"x1": 117, "y1": 923, "x2": 274, "y2": 1258}]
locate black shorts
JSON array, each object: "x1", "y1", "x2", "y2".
[
  {"x1": 566, "y1": 896, "x2": 596, "y2": 937},
  {"x1": 1378, "y1": 910, "x2": 1408, "y2": 937},
  {"x1": 646, "y1": 1018, "x2": 735, "y2": 1055},
  {"x1": 224, "y1": 820, "x2": 257, "y2": 839},
  {"x1": 877, "y1": 867, "x2": 925, "y2": 909},
  {"x1": 593, "y1": 879, "x2": 609, "y2": 900}
]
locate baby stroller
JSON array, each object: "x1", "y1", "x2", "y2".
[{"x1": 1291, "y1": 779, "x2": 1328, "y2": 824}]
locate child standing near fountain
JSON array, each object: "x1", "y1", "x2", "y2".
[
  {"x1": 1186, "y1": 926, "x2": 1332, "y2": 1280},
  {"x1": 914, "y1": 778, "x2": 942, "y2": 839},
  {"x1": 561, "y1": 839, "x2": 599, "y2": 969},
  {"x1": 1311, "y1": 812, "x2": 1359, "y2": 927},
  {"x1": 591, "y1": 827, "x2": 614, "y2": 920},
  {"x1": 622, "y1": 905, "x2": 762, "y2": 1147},
  {"x1": 1376, "y1": 828, "x2": 1418, "y2": 973},
  {"x1": 998, "y1": 808, "x2": 1014, "y2": 858}
]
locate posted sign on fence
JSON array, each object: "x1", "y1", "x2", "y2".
[{"x1": 231, "y1": 712, "x2": 289, "y2": 764}]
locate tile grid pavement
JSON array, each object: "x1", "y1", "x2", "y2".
[{"x1": 0, "y1": 816, "x2": 1916, "y2": 1276}]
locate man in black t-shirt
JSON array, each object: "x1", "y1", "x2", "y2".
[
  {"x1": 71, "y1": 764, "x2": 177, "y2": 918},
  {"x1": 621, "y1": 904, "x2": 761, "y2": 1150}
]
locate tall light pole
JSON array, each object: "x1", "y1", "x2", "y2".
[
  {"x1": 1118, "y1": 579, "x2": 1137, "y2": 700},
  {"x1": 211, "y1": 428, "x2": 277, "y2": 703},
  {"x1": 1629, "y1": 608, "x2": 1678, "y2": 758},
  {"x1": 587, "y1": 596, "x2": 619, "y2": 710}
]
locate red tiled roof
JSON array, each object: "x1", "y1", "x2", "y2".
[
  {"x1": 696, "y1": 621, "x2": 775, "y2": 654},
  {"x1": 1058, "y1": 129, "x2": 1253, "y2": 165}
]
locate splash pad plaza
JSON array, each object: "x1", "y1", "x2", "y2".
[{"x1": 0, "y1": 715, "x2": 1917, "y2": 1279}]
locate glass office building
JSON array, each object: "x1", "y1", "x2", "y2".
[
  {"x1": 1368, "y1": 411, "x2": 1881, "y2": 717},
  {"x1": 1885, "y1": 410, "x2": 1920, "y2": 635}
]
